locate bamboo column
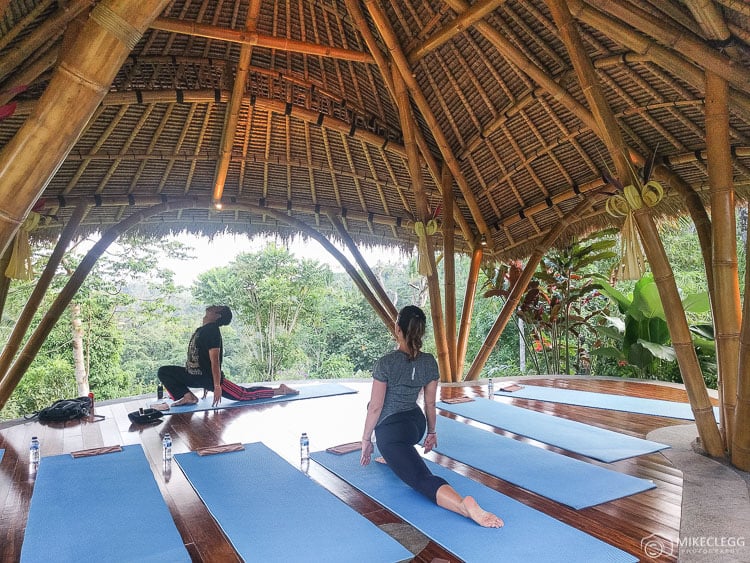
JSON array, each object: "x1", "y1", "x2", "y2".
[
  {"x1": 706, "y1": 71, "x2": 740, "y2": 449},
  {"x1": 465, "y1": 197, "x2": 594, "y2": 381},
  {"x1": 547, "y1": 0, "x2": 724, "y2": 457},
  {"x1": 442, "y1": 165, "x2": 458, "y2": 380},
  {"x1": 733, "y1": 207, "x2": 750, "y2": 470},
  {"x1": 456, "y1": 244, "x2": 482, "y2": 380},
  {"x1": 393, "y1": 68, "x2": 451, "y2": 382},
  {"x1": 0, "y1": 203, "x2": 88, "y2": 382},
  {"x1": 328, "y1": 213, "x2": 398, "y2": 323},
  {"x1": 0, "y1": 200, "x2": 173, "y2": 410},
  {"x1": 0, "y1": 0, "x2": 170, "y2": 258}
]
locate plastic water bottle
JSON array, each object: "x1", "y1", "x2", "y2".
[
  {"x1": 488, "y1": 377, "x2": 494, "y2": 397},
  {"x1": 29, "y1": 436, "x2": 40, "y2": 464},
  {"x1": 300, "y1": 432, "x2": 310, "y2": 462},
  {"x1": 162, "y1": 433, "x2": 172, "y2": 462}
]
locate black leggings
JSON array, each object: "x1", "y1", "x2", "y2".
[
  {"x1": 375, "y1": 407, "x2": 448, "y2": 503},
  {"x1": 157, "y1": 365, "x2": 273, "y2": 401}
]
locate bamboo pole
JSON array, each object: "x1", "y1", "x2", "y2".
[
  {"x1": 364, "y1": 0, "x2": 491, "y2": 245},
  {"x1": 733, "y1": 204, "x2": 750, "y2": 470},
  {"x1": 344, "y1": 0, "x2": 476, "y2": 246},
  {"x1": 0, "y1": 200, "x2": 171, "y2": 410},
  {"x1": 547, "y1": 0, "x2": 724, "y2": 457},
  {"x1": 0, "y1": 0, "x2": 89, "y2": 82},
  {"x1": 212, "y1": 1, "x2": 261, "y2": 204},
  {"x1": 0, "y1": 203, "x2": 88, "y2": 383},
  {"x1": 706, "y1": 71, "x2": 740, "y2": 449},
  {"x1": 442, "y1": 165, "x2": 458, "y2": 381},
  {"x1": 150, "y1": 17, "x2": 375, "y2": 64},
  {"x1": 407, "y1": 0, "x2": 508, "y2": 64},
  {"x1": 328, "y1": 213, "x2": 398, "y2": 323},
  {"x1": 0, "y1": 46, "x2": 59, "y2": 107},
  {"x1": 590, "y1": 0, "x2": 749, "y2": 94},
  {"x1": 0, "y1": 0, "x2": 171, "y2": 258},
  {"x1": 466, "y1": 197, "x2": 595, "y2": 381},
  {"x1": 392, "y1": 68, "x2": 451, "y2": 382},
  {"x1": 457, "y1": 244, "x2": 483, "y2": 380}
]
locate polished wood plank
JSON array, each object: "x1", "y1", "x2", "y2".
[{"x1": 0, "y1": 378, "x2": 691, "y2": 562}]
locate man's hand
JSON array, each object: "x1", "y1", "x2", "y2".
[{"x1": 212, "y1": 384, "x2": 222, "y2": 406}]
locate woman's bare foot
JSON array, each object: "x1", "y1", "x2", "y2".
[
  {"x1": 277, "y1": 384, "x2": 299, "y2": 396},
  {"x1": 374, "y1": 456, "x2": 387, "y2": 464},
  {"x1": 460, "y1": 496, "x2": 504, "y2": 528},
  {"x1": 171, "y1": 391, "x2": 199, "y2": 406}
]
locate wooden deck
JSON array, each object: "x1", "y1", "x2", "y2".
[{"x1": 0, "y1": 377, "x2": 699, "y2": 562}]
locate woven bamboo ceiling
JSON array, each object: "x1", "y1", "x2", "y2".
[{"x1": 1, "y1": 0, "x2": 749, "y2": 259}]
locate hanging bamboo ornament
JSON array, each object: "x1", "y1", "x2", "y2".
[
  {"x1": 414, "y1": 219, "x2": 439, "y2": 276},
  {"x1": 5, "y1": 212, "x2": 40, "y2": 280}
]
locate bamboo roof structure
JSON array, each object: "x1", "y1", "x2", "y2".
[{"x1": 0, "y1": 0, "x2": 747, "y2": 259}]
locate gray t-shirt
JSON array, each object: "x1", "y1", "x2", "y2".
[{"x1": 373, "y1": 349, "x2": 439, "y2": 426}]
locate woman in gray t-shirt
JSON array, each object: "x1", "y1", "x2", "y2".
[{"x1": 360, "y1": 305, "x2": 503, "y2": 528}]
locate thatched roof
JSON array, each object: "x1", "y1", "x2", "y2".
[{"x1": 1, "y1": 0, "x2": 749, "y2": 260}]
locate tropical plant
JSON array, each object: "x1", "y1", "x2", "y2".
[{"x1": 593, "y1": 273, "x2": 715, "y2": 384}]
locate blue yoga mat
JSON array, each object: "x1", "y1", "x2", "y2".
[
  {"x1": 497, "y1": 384, "x2": 720, "y2": 421},
  {"x1": 164, "y1": 382, "x2": 357, "y2": 414},
  {"x1": 175, "y1": 442, "x2": 410, "y2": 562},
  {"x1": 311, "y1": 449, "x2": 636, "y2": 563},
  {"x1": 0, "y1": 449, "x2": 4, "y2": 463},
  {"x1": 438, "y1": 398, "x2": 670, "y2": 462},
  {"x1": 433, "y1": 417, "x2": 655, "y2": 509},
  {"x1": 21, "y1": 445, "x2": 188, "y2": 562}
]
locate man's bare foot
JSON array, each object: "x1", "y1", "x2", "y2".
[
  {"x1": 460, "y1": 496, "x2": 504, "y2": 528},
  {"x1": 171, "y1": 392, "x2": 199, "y2": 406},
  {"x1": 277, "y1": 384, "x2": 299, "y2": 396}
]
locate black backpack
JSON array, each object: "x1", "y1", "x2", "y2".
[{"x1": 32, "y1": 396, "x2": 92, "y2": 422}]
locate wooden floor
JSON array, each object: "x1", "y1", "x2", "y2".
[{"x1": 0, "y1": 377, "x2": 701, "y2": 562}]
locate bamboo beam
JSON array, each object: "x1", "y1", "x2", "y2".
[
  {"x1": 466, "y1": 196, "x2": 595, "y2": 381},
  {"x1": 0, "y1": 0, "x2": 171, "y2": 259},
  {"x1": 0, "y1": 203, "x2": 88, "y2": 383},
  {"x1": 706, "y1": 70, "x2": 740, "y2": 449},
  {"x1": 407, "y1": 0, "x2": 508, "y2": 64},
  {"x1": 392, "y1": 68, "x2": 451, "y2": 382},
  {"x1": 0, "y1": 46, "x2": 58, "y2": 107},
  {"x1": 211, "y1": 1, "x2": 261, "y2": 205},
  {"x1": 0, "y1": 0, "x2": 89, "y2": 83},
  {"x1": 548, "y1": 0, "x2": 724, "y2": 457},
  {"x1": 442, "y1": 165, "x2": 458, "y2": 380},
  {"x1": 457, "y1": 244, "x2": 482, "y2": 380},
  {"x1": 150, "y1": 17, "x2": 375, "y2": 64},
  {"x1": 364, "y1": 0, "x2": 491, "y2": 245},
  {"x1": 567, "y1": 0, "x2": 750, "y2": 120},
  {"x1": 344, "y1": 0, "x2": 476, "y2": 246},
  {"x1": 328, "y1": 213, "x2": 398, "y2": 323},
  {"x1": 591, "y1": 0, "x2": 749, "y2": 94}
]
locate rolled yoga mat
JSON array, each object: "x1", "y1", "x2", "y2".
[
  {"x1": 310, "y1": 448, "x2": 637, "y2": 563},
  {"x1": 438, "y1": 397, "x2": 669, "y2": 462},
  {"x1": 432, "y1": 416, "x2": 656, "y2": 509},
  {"x1": 175, "y1": 441, "x2": 411, "y2": 562},
  {"x1": 21, "y1": 445, "x2": 189, "y2": 562}
]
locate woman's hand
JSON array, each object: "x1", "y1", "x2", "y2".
[
  {"x1": 360, "y1": 440, "x2": 374, "y2": 465},
  {"x1": 212, "y1": 384, "x2": 222, "y2": 406},
  {"x1": 423, "y1": 432, "x2": 437, "y2": 453}
]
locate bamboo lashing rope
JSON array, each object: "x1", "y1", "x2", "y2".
[{"x1": 90, "y1": 4, "x2": 143, "y2": 50}]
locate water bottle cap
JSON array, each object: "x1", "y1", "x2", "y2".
[{"x1": 32, "y1": 436, "x2": 38, "y2": 439}]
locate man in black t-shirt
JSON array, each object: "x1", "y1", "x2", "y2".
[{"x1": 158, "y1": 305, "x2": 297, "y2": 407}]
